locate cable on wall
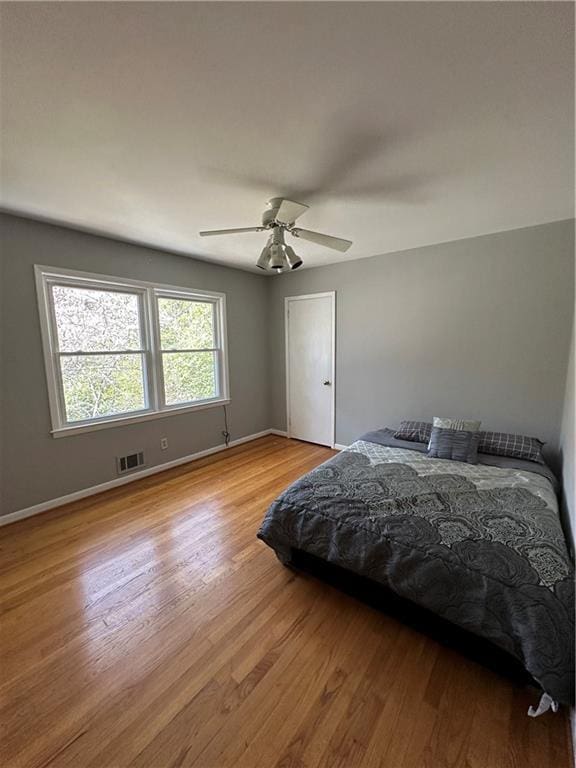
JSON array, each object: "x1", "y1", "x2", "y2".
[{"x1": 222, "y1": 405, "x2": 231, "y2": 447}]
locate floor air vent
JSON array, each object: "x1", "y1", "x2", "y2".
[{"x1": 117, "y1": 451, "x2": 145, "y2": 475}]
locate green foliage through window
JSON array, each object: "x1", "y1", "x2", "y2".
[
  {"x1": 158, "y1": 298, "x2": 215, "y2": 350},
  {"x1": 158, "y1": 297, "x2": 218, "y2": 406},
  {"x1": 60, "y1": 354, "x2": 146, "y2": 421},
  {"x1": 49, "y1": 283, "x2": 222, "y2": 425},
  {"x1": 163, "y1": 351, "x2": 217, "y2": 405}
]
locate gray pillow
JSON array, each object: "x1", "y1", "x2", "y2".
[
  {"x1": 427, "y1": 417, "x2": 481, "y2": 464},
  {"x1": 478, "y1": 431, "x2": 545, "y2": 464},
  {"x1": 393, "y1": 420, "x2": 432, "y2": 444}
]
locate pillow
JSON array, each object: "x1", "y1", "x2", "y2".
[
  {"x1": 393, "y1": 420, "x2": 432, "y2": 444},
  {"x1": 478, "y1": 431, "x2": 545, "y2": 464},
  {"x1": 432, "y1": 417, "x2": 482, "y2": 432},
  {"x1": 427, "y1": 417, "x2": 481, "y2": 464}
]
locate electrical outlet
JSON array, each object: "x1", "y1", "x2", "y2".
[{"x1": 160, "y1": 437, "x2": 168, "y2": 450}]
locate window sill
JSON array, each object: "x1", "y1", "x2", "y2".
[{"x1": 51, "y1": 398, "x2": 231, "y2": 438}]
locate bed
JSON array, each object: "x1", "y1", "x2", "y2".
[{"x1": 257, "y1": 429, "x2": 575, "y2": 708}]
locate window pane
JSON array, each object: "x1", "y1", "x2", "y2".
[
  {"x1": 162, "y1": 351, "x2": 217, "y2": 405},
  {"x1": 158, "y1": 298, "x2": 215, "y2": 350},
  {"x1": 60, "y1": 354, "x2": 146, "y2": 422},
  {"x1": 52, "y1": 286, "x2": 142, "y2": 352}
]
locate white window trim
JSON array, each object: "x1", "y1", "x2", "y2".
[{"x1": 35, "y1": 265, "x2": 230, "y2": 438}]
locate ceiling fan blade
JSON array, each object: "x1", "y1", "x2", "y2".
[
  {"x1": 291, "y1": 228, "x2": 352, "y2": 253},
  {"x1": 275, "y1": 199, "x2": 309, "y2": 226},
  {"x1": 199, "y1": 227, "x2": 264, "y2": 237}
]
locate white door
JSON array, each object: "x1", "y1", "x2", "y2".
[{"x1": 286, "y1": 292, "x2": 335, "y2": 447}]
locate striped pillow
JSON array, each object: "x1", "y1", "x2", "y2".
[
  {"x1": 427, "y1": 417, "x2": 481, "y2": 464},
  {"x1": 433, "y1": 417, "x2": 482, "y2": 432}
]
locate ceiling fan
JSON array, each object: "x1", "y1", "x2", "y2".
[{"x1": 199, "y1": 198, "x2": 352, "y2": 273}]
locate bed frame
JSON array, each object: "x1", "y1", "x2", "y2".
[{"x1": 289, "y1": 548, "x2": 538, "y2": 691}]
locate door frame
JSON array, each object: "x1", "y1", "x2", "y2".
[{"x1": 284, "y1": 291, "x2": 336, "y2": 448}]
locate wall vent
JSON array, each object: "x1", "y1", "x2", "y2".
[{"x1": 117, "y1": 451, "x2": 145, "y2": 475}]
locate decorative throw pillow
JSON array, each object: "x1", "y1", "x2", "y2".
[
  {"x1": 427, "y1": 417, "x2": 481, "y2": 464},
  {"x1": 393, "y1": 420, "x2": 432, "y2": 444},
  {"x1": 432, "y1": 417, "x2": 482, "y2": 432},
  {"x1": 478, "y1": 431, "x2": 545, "y2": 464}
]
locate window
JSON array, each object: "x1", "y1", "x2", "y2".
[
  {"x1": 35, "y1": 266, "x2": 229, "y2": 436},
  {"x1": 52, "y1": 285, "x2": 148, "y2": 422},
  {"x1": 157, "y1": 296, "x2": 218, "y2": 406}
]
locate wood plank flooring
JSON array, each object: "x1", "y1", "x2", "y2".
[{"x1": 0, "y1": 435, "x2": 571, "y2": 768}]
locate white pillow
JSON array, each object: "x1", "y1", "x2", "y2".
[{"x1": 433, "y1": 417, "x2": 481, "y2": 432}]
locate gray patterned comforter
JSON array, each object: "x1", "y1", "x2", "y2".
[{"x1": 257, "y1": 441, "x2": 574, "y2": 704}]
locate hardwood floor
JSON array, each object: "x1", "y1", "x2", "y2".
[{"x1": 0, "y1": 435, "x2": 571, "y2": 768}]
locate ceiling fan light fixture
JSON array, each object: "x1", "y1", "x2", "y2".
[
  {"x1": 268, "y1": 243, "x2": 286, "y2": 270},
  {"x1": 285, "y1": 246, "x2": 302, "y2": 270},
  {"x1": 256, "y1": 245, "x2": 271, "y2": 270}
]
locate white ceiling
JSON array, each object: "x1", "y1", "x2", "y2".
[{"x1": 1, "y1": 2, "x2": 574, "y2": 272}]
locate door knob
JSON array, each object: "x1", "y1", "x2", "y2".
[{"x1": 323, "y1": 380, "x2": 332, "y2": 386}]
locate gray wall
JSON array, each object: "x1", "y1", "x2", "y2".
[
  {"x1": 2, "y1": 214, "x2": 574, "y2": 518},
  {"x1": 269, "y1": 220, "x2": 575, "y2": 467},
  {"x1": 0, "y1": 213, "x2": 270, "y2": 516},
  {"x1": 560, "y1": 313, "x2": 575, "y2": 554}
]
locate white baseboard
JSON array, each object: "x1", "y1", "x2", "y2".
[
  {"x1": 0, "y1": 429, "x2": 281, "y2": 527},
  {"x1": 269, "y1": 429, "x2": 342, "y2": 449}
]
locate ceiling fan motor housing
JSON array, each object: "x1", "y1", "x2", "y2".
[{"x1": 261, "y1": 197, "x2": 285, "y2": 228}]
